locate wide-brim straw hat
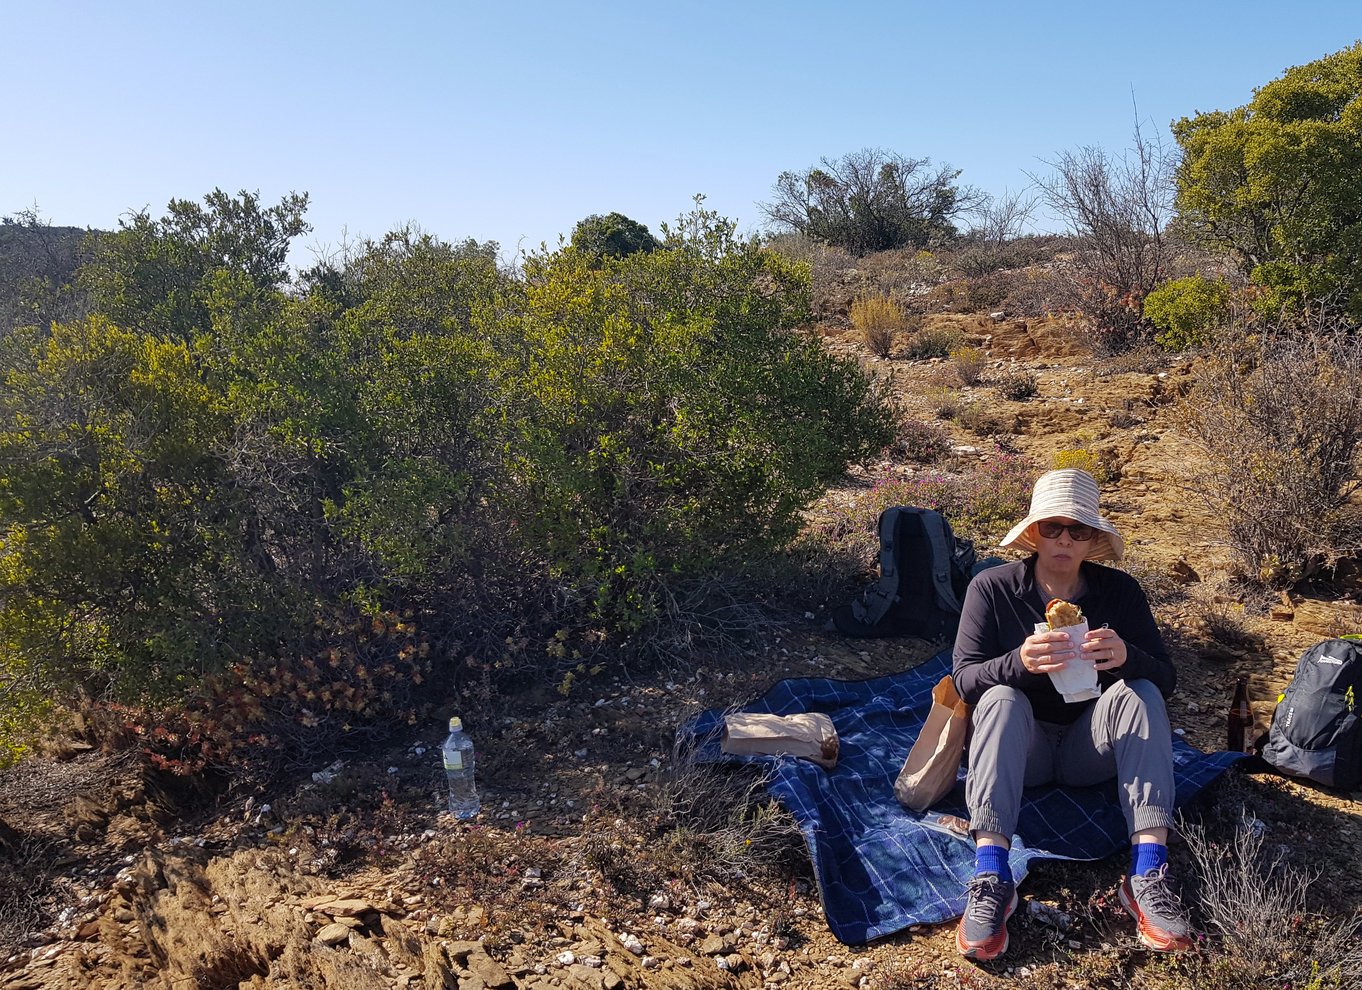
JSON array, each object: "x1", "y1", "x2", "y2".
[{"x1": 1001, "y1": 468, "x2": 1124, "y2": 562}]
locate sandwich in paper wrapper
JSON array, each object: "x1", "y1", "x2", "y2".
[
  {"x1": 1036, "y1": 598, "x2": 1101, "y2": 702},
  {"x1": 720, "y1": 712, "x2": 839, "y2": 769}
]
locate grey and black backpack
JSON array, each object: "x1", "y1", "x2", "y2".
[
  {"x1": 1260, "y1": 636, "x2": 1362, "y2": 791},
  {"x1": 830, "y1": 506, "x2": 992, "y2": 641}
]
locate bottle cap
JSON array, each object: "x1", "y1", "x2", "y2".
[{"x1": 449, "y1": 716, "x2": 462, "y2": 732}]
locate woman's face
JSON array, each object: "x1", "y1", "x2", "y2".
[{"x1": 1031, "y1": 516, "x2": 1092, "y2": 574}]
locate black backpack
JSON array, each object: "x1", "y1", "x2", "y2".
[
  {"x1": 830, "y1": 506, "x2": 990, "y2": 641},
  {"x1": 1260, "y1": 637, "x2": 1362, "y2": 791}
]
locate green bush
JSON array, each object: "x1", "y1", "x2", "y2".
[
  {"x1": 1143, "y1": 275, "x2": 1232, "y2": 350},
  {"x1": 1174, "y1": 42, "x2": 1362, "y2": 319},
  {"x1": 504, "y1": 203, "x2": 895, "y2": 628},
  {"x1": 0, "y1": 193, "x2": 897, "y2": 766},
  {"x1": 569, "y1": 212, "x2": 660, "y2": 262}
]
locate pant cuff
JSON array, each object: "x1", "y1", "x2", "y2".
[
  {"x1": 1131, "y1": 807, "x2": 1175, "y2": 836},
  {"x1": 968, "y1": 810, "x2": 1007, "y2": 839}
]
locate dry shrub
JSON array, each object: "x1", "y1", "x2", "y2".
[
  {"x1": 902, "y1": 325, "x2": 963, "y2": 360},
  {"x1": 995, "y1": 369, "x2": 1038, "y2": 401},
  {"x1": 954, "y1": 400, "x2": 1012, "y2": 438},
  {"x1": 1096, "y1": 343, "x2": 1169, "y2": 377},
  {"x1": 926, "y1": 385, "x2": 960, "y2": 419},
  {"x1": 587, "y1": 735, "x2": 804, "y2": 892},
  {"x1": 1181, "y1": 811, "x2": 1362, "y2": 990},
  {"x1": 851, "y1": 293, "x2": 903, "y2": 357},
  {"x1": 885, "y1": 416, "x2": 953, "y2": 464},
  {"x1": 818, "y1": 450, "x2": 1035, "y2": 547},
  {"x1": 1175, "y1": 325, "x2": 1362, "y2": 585},
  {"x1": 949, "y1": 344, "x2": 987, "y2": 385},
  {"x1": 855, "y1": 247, "x2": 946, "y2": 297},
  {"x1": 0, "y1": 830, "x2": 58, "y2": 954}
]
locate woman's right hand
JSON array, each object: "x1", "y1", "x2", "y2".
[{"x1": 1019, "y1": 629, "x2": 1077, "y2": 673}]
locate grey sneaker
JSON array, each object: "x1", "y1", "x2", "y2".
[
  {"x1": 955, "y1": 872, "x2": 1018, "y2": 961},
  {"x1": 1119, "y1": 864, "x2": 1194, "y2": 951}
]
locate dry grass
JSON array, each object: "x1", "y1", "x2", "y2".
[
  {"x1": 1180, "y1": 810, "x2": 1362, "y2": 989},
  {"x1": 852, "y1": 294, "x2": 904, "y2": 357},
  {"x1": 949, "y1": 344, "x2": 988, "y2": 385}
]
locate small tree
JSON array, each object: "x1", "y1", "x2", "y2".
[
  {"x1": 569, "y1": 212, "x2": 660, "y2": 262},
  {"x1": 78, "y1": 188, "x2": 310, "y2": 340},
  {"x1": 1173, "y1": 42, "x2": 1362, "y2": 319},
  {"x1": 1032, "y1": 114, "x2": 1176, "y2": 351},
  {"x1": 762, "y1": 148, "x2": 982, "y2": 255}
]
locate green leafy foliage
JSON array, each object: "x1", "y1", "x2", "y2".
[
  {"x1": 78, "y1": 188, "x2": 309, "y2": 339},
  {"x1": 505, "y1": 202, "x2": 895, "y2": 627},
  {"x1": 1173, "y1": 43, "x2": 1362, "y2": 318},
  {"x1": 0, "y1": 192, "x2": 895, "y2": 766},
  {"x1": 569, "y1": 212, "x2": 660, "y2": 262},
  {"x1": 762, "y1": 148, "x2": 980, "y2": 255},
  {"x1": 1143, "y1": 275, "x2": 1233, "y2": 351}
]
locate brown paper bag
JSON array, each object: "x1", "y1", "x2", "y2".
[
  {"x1": 894, "y1": 674, "x2": 970, "y2": 811},
  {"x1": 721, "y1": 712, "x2": 839, "y2": 769}
]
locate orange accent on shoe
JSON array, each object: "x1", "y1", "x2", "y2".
[
  {"x1": 955, "y1": 889, "x2": 1018, "y2": 961},
  {"x1": 1119, "y1": 876, "x2": 1194, "y2": 952}
]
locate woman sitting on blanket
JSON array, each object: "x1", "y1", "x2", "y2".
[{"x1": 952, "y1": 468, "x2": 1192, "y2": 961}]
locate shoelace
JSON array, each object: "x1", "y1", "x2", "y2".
[
  {"x1": 1136, "y1": 864, "x2": 1186, "y2": 918},
  {"x1": 964, "y1": 874, "x2": 1010, "y2": 923}
]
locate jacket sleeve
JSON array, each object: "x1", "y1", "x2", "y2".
[
  {"x1": 952, "y1": 574, "x2": 1049, "y2": 705},
  {"x1": 1105, "y1": 576, "x2": 1176, "y2": 698}
]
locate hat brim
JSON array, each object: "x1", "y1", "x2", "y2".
[{"x1": 1001, "y1": 513, "x2": 1124, "y2": 562}]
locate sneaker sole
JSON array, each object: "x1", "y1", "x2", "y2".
[
  {"x1": 956, "y1": 889, "x2": 1019, "y2": 961},
  {"x1": 1118, "y1": 881, "x2": 1193, "y2": 952}
]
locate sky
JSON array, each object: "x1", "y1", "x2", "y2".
[{"x1": 2, "y1": 2, "x2": 1358, "y2": 269}]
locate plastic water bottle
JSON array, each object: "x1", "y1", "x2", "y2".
[{"x1": 442, "y1": 716, "x2": 479, "y2": 818}]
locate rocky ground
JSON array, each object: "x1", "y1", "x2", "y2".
[{"x1": 3, "y1": 310, "x2": 1361, "y2": 990}]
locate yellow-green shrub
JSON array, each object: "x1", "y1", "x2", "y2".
[
  {"x1": 1143, "y1": 275, "x2": 1232, "y2": 351},
  {"x1": 851, "y1": 293, "x2": 903, "y2": 357},
  {"x1": 949, "y1": 344, "x2": 986, "y2": 385},
  {"x1": 1051, "y1": 447, "x2": 1116, "y2": 484}
]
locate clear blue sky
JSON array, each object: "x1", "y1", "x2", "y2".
[{"x1": 2, "y1": 2, "x2": 1357, "y2": 267}]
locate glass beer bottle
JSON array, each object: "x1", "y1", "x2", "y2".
[{"x1": 1227, "y1": 677, "x2": 1255, "y2": 754}]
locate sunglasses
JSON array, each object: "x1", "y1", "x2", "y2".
[{"x1": 1036, "y1": 520, "x2": 1096, "y2": 541}]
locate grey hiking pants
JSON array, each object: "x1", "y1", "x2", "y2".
[{"x1": 965, "y1": 678, "x2": 1176, "y2": 842}]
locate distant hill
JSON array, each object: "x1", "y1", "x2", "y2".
[{"x1": 0, "y1": 220, "x2": 98, "y2": 333}]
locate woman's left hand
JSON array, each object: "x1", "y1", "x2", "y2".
[{"x1": 1081, "y1": 627, "x2": 1128, "y2": 671}]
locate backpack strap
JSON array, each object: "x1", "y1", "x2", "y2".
[
  {"x1": 851, "y1": 507, "x2": 903, "y2": 626},
  {"x1": 918, "y1": 510, "x2": 964, "y2": 615}
]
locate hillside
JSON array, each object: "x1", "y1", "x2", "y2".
[{"x1": 2, "y1": 281, "x2": 1361, "y2": 990}]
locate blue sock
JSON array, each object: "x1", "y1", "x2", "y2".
[
  {"x1": 1131, "y1": 842, "x2": 1167, "y2": 877},
  {"x1": 975, "y1": 844, "x2": 1012, "y2": 883}
]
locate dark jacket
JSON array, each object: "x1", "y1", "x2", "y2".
[{"x1": 952, "y1": 556, "x2": 1175, "y2": 725}]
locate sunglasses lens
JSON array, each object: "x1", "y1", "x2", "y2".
[{"x1": 1038, "y1": 521, "x2": 1095, "y2": 541}]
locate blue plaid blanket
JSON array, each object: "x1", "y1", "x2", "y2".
[{"x1": 682, "y1": 649, "x2": 1247, "y2": 945}]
